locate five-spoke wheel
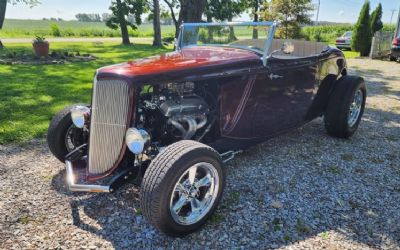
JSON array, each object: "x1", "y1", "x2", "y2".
[
  {"x1": 170, "y1": 162, "x2": 219, "y2": 225},
  {"x1": 140, "y1": 140, "x2": 225, "y2": 236}
]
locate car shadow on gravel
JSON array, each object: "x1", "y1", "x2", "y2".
[
  {"x1": 49, "y1": 108, "x2": 400, "y2": 249},
  {"x1": 350, "y1": 67, "x2": 400, "y2": 98}
]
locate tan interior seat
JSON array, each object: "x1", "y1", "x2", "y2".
[{"x1": 230, "y1": 39, "x2": 328, "y2": 57}]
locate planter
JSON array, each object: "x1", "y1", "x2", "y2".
[{"x1": 33, "y1": 42, "x2": 49, "y2": 57}]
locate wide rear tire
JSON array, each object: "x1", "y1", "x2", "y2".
[
  {"x1": 140, "y1": 140, "x2": 225, "y2": 236},
  {"x1": 324, "y1": 75, "x2": 366, "y2": 138}
]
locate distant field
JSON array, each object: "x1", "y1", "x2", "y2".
[{"x1": 0, "y1": 19, "x2": 176, "y2": 38}]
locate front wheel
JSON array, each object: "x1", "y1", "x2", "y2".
[
  {"x1": 140, "y1": 140, "x2": 225, "y2": 236},
  {"x1": 324, "y1": 75, "x2": 367, "y2": 138},
  {"x1": 47, "y1": 105, "x2": 88, "y2": 162}
]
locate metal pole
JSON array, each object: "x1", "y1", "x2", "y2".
[
  {"x1": 390, "y1": 9, "x2": 396, "y2": 24},
  {"x1": 396, "y1": 6, "x2": 400, "y2": 37},
  {"x1": 315, "y1": 0, "x2": 320, "y2": 25}
]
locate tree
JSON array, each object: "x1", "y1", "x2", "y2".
[
  {"x1": 204, "y1": 0, "x2": 247, "y2": 40},
  {"x1": 164, "y1": 0, "x2": 207, "y2": 38},
  {"x1": 261, "y1": 0, "x2": 313, "y2": 39},
  {"x1": 1, "y1": 0, "x2": 40, "y2": 48},
  {"x1": 249, "y1": 0, "x2": 265, "y2": 39},
  {"x1": 76, "y1": 13, "x2": 102, "y2": 22},
  {"x1": 102, "y1": 13, "x2": 112, "y2": 22},
  {"x1": 0, "y1": 0, "x2": 6, "y2": 30},
  {"x1": 370, "y1": 3, "x2": 383, "y2": 35},
  {"x1": 243, "y1": 0, "x2": 266, "y2": 38},
  {"x1": 151, "y1": 0, "x2": 162, "y2": 46},
  {"x1": 106, "y1": 0, "x2": 147, "y2": 45},
  {"x1": 1, "y1": 0, "x2": 39, "y2": 29},
  {"x1": 352, "y1": 1, "x2": 372, "y2": 56}
]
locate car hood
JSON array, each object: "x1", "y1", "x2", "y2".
[{"x1": 97, "y1": 46, "x2": 261, "y2": 79}]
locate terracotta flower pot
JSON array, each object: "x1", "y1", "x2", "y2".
[{"x1": 33, "y1": 42, "x2": 49, "y2": 57}]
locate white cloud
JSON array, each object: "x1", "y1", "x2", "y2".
[{"x1": 338, "y1": 10, "x2": 344, "y2": 16}]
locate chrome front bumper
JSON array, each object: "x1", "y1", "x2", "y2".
[{"x1": 66, "y1": 160, "x2": 111, "y2": 193}]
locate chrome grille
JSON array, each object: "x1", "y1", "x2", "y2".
[{"x1": 88, "y1": 79, "x2": 130, "y2": 174}]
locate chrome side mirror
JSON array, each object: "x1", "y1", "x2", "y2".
[{"x1": 281, "y1": 41, "x2": 294, "y2": 54}]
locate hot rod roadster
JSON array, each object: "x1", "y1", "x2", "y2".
[{"x1": 47, "y1": 22, "x2": 366, "y2": 236}]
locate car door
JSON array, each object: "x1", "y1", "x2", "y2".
[
  {"x1": 219, "y1": 56, "x2": 319, "y2": 139},
  {"x1": 248, "y1": 56, "x2": 319, "y2": 138}
]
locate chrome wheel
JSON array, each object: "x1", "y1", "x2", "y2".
[
  {"x1": 348, "y1": 89, "x2": 363, "y2": 127},
  {"x1": 64, "y1": 125, "x2": 84, "y2": 152},
  {"x1": 170, "y1": 162, "x2": 220, "y2": 225}
]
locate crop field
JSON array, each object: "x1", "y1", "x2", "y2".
[
  {"x1": 0, "y1": 19, "x2": 176, "y2": 38},
  {"x1": 302, "y1": 23, "x2": 396, "y2": 43}
]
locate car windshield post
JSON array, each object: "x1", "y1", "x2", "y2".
[{"x1": 176, "y1": 21, "x2": 278, "y2": 67}]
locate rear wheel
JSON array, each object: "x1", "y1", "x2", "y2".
[
  {"x1": 47, "y1": 105, "x2": 88, "y2": 162},
  {"x1": 140, "y1": 140, "x2": 225, "y2": 236},
  {"x1": 324, "y1": 76, "x2": 366, "y2": 138}
]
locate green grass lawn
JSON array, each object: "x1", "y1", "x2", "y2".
[
  {"x1": 342, "y1": 50, "x2": 360, "y2": 59},
  {"x1": 0, "y1": 42, "x2": 171, "y2": 144}
]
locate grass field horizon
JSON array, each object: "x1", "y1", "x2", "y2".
[
  {"x1": 1, "y1": 19, "x2": 396, "y2": 46},
  {"x1": 0, "y1": 19, "x2": 176, "y2": 38}
]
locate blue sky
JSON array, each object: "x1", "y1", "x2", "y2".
[{"x1": 5, "y1": 0, "x2": 400, "y2": 24}]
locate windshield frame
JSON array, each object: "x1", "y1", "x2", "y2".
[{"x1": 176, "y1": 21, "x2": 277, "y2": 66}]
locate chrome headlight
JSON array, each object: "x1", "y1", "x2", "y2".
[
  {"x1": 71, "y1": 106, "x2": 90, "y2": 128},
  {"x1": 125, "y1": 128, "x2": 150, "y2": 154}
]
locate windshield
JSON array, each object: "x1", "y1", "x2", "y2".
[
  {"x1": 343, "y1": 31, "x2": 352, "y2": 37},
  {"x1": 177, "y1": 22, "x2": 276, "y2": 57}
]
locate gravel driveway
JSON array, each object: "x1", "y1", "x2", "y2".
[{"x1": 1, "y1": 58, "x2": 399, "y2": 249}]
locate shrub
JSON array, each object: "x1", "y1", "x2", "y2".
[
  {"x1": 63, "y1": 28, "x2": 75, "y2": 37},
  {"x1": 50, "y1": 23, "x2": 61, "y2": 37},
  {"x1": 352, "y1": 1, "x2": 372, "y2": 56},
  {"x1": 370, "y1": 3, "x2": 383, "y2": 35}
]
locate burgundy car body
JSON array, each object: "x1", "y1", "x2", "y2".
[{"x1": 89, "y1": 45, "x2": 347, "y2": 181}]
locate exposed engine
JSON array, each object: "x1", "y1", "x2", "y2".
[{"x1": 137, "y1": 82, "x2": 215, "y2": 146}]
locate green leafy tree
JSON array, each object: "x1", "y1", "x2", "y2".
[
  {"x1": 261, "y1": 0, "x2": 314, "y2": 39},
  {"x1": 106, "y1": 0, "x2": 147, "y2": 45},
  {"x1": 370, "y1": 3, "x2": 383, "y2": 35},
  {"x1": 248, "y1": 0, "x2": 265, "y2": 38},
  {"x1": 204, "y1": 0, "x2": 247, "y2": 41},
  {"x1": 352, "y1": 1, "x2": 372, "y2": 56},
  {"x1": 164, "y1": 0, "x2": 207, "y2": 38}
]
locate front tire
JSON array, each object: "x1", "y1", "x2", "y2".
[
  {"x1": 140, "y1": 140, "x2": 225, "y2": 236},
  {"x1": 47, "y1": 105, "x2": 88, "y2": 162},
  {"x1": 324, "y1": 75, "x2": 366, "y2": 138}
]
